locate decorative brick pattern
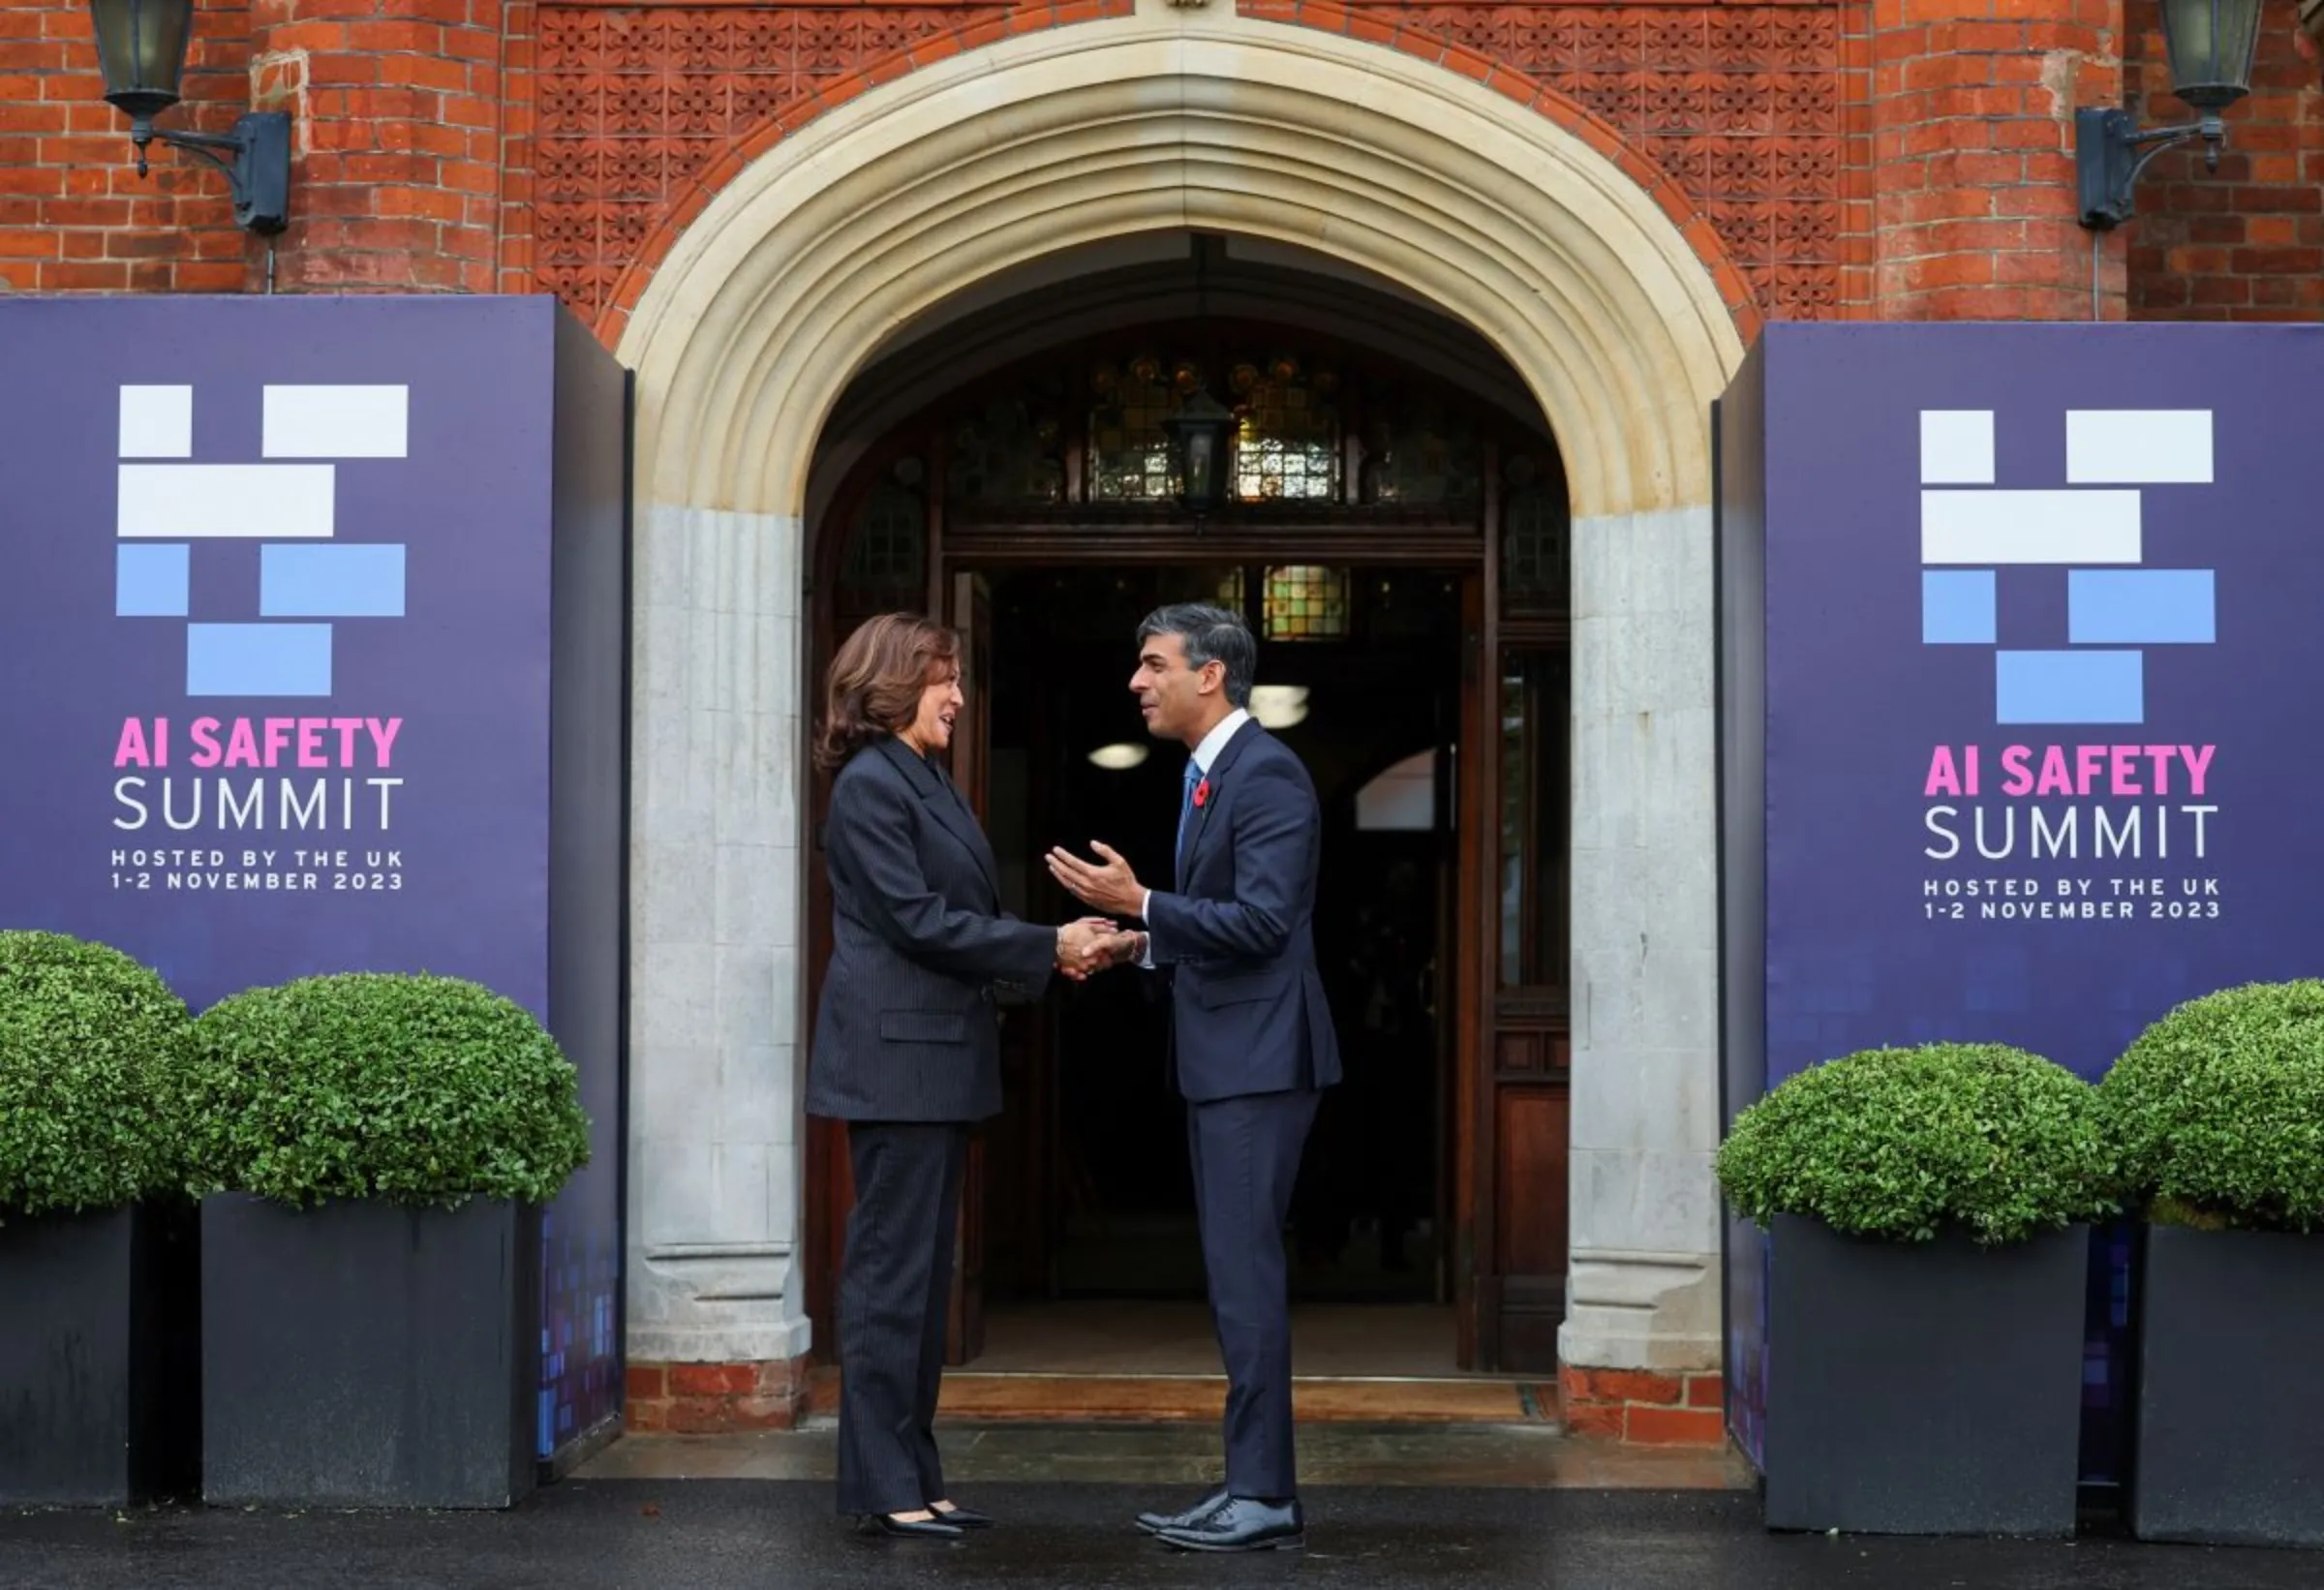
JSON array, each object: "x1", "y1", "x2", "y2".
[
  {"x1": 626, "y1": 1357, "x2": 811, "y2": 1432},
  {"x1": 1561, "y1": 1366, "x2": 1728, "y2": 1447},
  {"x1": 2125, "y1": 0, "x2": 2324, "y2": 321},
  {"x1": 526, "y1": 5, "x2": 1012, "y2": 320},
  {"x1": 1332, "y1": 4, "x2": 1853, "y2": 320}
]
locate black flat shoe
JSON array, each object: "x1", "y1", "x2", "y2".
[
  {"x1": 857, "y1": 1513, "x2": 965, "y2": 1541},
  {"x1": 1136, "y1": 1487, "x2": 1229, "y2": 1536},
  {"x1": 930, "y1": 1503, "x2": 994, "y2": 1529},
  {"x1": 1154, "y1": 1496, "x2": 1304, "y2": 1553}
]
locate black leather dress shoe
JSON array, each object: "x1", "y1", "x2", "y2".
[
  {"x1": 1135, "y1": 1487, "x2": 1229, "y2": 1536},
  {"x1": 857, "y1": 1513, "x2": 964, "y2": 1541},
  {"x1": 1153, "y1": 1496, "x2": 1304, "y2": 1552},
  {"x1": 930, "y1": 1503, "x2": 994, "y2": 1530}
]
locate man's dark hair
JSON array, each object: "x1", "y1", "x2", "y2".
[{"x1": 1138, "y1": 602, "x2": 1255, "y2": 709}]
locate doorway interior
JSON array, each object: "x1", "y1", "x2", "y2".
[
  {"x1": 802, "y1": 236, "x2": 1575, "y2": 1387},
  {"x1": 972, "y1": 565, "x2": 1464, "y2": 1376}
]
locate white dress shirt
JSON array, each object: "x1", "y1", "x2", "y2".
[{"x1": 1138, "y1": 707, "x2": 1250, "y2": 964}]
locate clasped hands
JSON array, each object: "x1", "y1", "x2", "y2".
[
  {"x1": 1049, "y1": 841, "x2": 1148, "y2": 981},
  {"x1": 1054, "y1": 917, "x2": 1141, "y2": 981}
]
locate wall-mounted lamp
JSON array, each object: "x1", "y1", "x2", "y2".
[
  {"x1": 2075, "y1": 0, "x2": 2263, "y2": 229},
  {"x1": 1161, "y1": 389, "x2": 1236, "y2": 515},
  {"x1": 88, "y1": 0, "x2": 291, "y2": 234}
]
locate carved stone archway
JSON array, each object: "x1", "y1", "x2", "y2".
[{"x1": 616, "y1": 0, "x2": 1744, "y2": 1386}]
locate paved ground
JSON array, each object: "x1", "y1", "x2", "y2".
[
  {"x1": 5, "y1": 1481, "x2": 2320, "y2": 1590},
  {"x1": 575, "y1": 1422, "x2": 1751, "y2": 1490}
]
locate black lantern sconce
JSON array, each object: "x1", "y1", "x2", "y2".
[
  {"x1": 1161, "y1": 389, "x2": 1237, "y2": 514},
  {"x1": 88, "y1": 0, "x2": 291, "y2": 234},
  {"x1": 2075, "y1": 0, "x2": 2264, "y2": 229}
]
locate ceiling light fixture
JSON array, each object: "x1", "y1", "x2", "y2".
[{"x1": 1248, "y1": 685, "x2": 1310, "y2": 730}]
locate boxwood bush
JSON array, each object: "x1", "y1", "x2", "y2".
[
  {"x1": 2099, "y1": 980, "x2": 2324, "y2": 1233},
  {"x1": 0, "y1": 930, "x2": 192, "y2": 1220},
  {"x1": 1717, "y1": 1042, "x2": 2118, "y2": 1244},
  {"x1": 185, "y1": 972, "x2": 590, "y2": 1208}
]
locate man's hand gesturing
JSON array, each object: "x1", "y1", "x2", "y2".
[{"x1": 1046, "y1": 841, "x2": 1145, "y2": 918}]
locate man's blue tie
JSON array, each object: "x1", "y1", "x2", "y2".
[{"x1": 1177, "y1": 757, "x2": 1201, "y2": 865}]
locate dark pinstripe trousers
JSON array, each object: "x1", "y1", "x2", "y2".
[
  {"x1": 1188, "y1": 1088, "x2": 1320, "y2": 1501},
  {"x1": 834, "y1": 1120, "x2": 968, "y2": 1516}
]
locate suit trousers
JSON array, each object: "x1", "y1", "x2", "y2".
[
  {"x1": 1187, "y1": 1087, "x2": 1321, "y2": 1501},
  {"x1": 834, "y1": 1120, "x2": 968, "y2": 1516}
]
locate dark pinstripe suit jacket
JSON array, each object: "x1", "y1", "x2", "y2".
[{"x1": 805, "y1": 735, "x2": 1057, "y2": 1123}]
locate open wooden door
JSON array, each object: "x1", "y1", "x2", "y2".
[
  {"x1": 942, "y1": 569, "x2": 994, "y2": 1365},
  {"x1": 1452, "y1": 535, "x2": 1574, "y2": 1373}
]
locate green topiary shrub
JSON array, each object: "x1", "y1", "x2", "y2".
[
  {"x1": 1716, "y1": 1042, "x2": 2119, "y2": 1244},
  {"x1": 0, "y1": 930, "x2": 192, "y2": 1220},
  {"x1": 185, "y1": 972, "x2": 590, "y2": 1208},
  {"x1": 2098, "y1": 980, "x2": 2324, "y2": 1233}
]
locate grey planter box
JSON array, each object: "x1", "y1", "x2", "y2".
[
  {"x1": 0, "y1": 1202, "x2": 199, "y2": 1506},
  {"x1": 1762, "y1": 1213, "x2": 2087, "y2": 1537},
  {"x1": 2131, "y1": 1223, "x2": 2324, "y2": 1547},
  {"x1": 200, "y1": 1194, "x2": 540, "y2": 1510}
]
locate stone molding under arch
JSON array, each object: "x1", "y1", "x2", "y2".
[{"x1": 616, "y1": 0, "x2": 1742, "y2": 1386}]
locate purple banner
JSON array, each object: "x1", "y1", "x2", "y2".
[
  {"x1": 0, "y1": 295, "x2": 627, "y2": 1469},
  {"x1": 1721, "y1": 322, "x2": 2324, "y2": 1480},
  {"x1": 0, "y1": 297, "x2": 554, "y2": 1012}
]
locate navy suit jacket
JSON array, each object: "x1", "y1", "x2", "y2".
[
  {"x1": 806, "y1": 735, "x2": 1056, "y2": 1123},
  {"x1": 1144, "y1": 719, "x2": 1343, "y2": 1104}
]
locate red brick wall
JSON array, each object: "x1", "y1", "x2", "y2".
[
  {"x1": 3, "y1": 0, "x2": 2321, "y2": 320},
  {"x1": 2124, "y1": 0, "x2": 2324, "y2": 319},
  {"x1": 251, "y1": 0, "x2": 511, "y2": 291},
  {"x1": 1561, "y1": 1366, "x2": 1728, "y2": 1446},
  {"x1": 1868, "y1": 0, "x2": 2125, "y2": 319},
  {"x1": 0, "y1": 0, "x2": 252, "y2": 290}
]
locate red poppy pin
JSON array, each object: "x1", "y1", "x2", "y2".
[{"x1": 1193, "y1": 778, "x2": 1211, "y2": 809}]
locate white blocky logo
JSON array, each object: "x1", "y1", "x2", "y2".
[
  {"x1": 1918, "y1": 409, "x2": 2216, "y2": 726},
  {"x1": 112, "y1": 385, "x2": 412, "y2": 697}
]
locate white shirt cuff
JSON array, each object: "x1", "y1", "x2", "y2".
[{"x1": 1138, "y1": 891, "x2": 1155, "y2": 967}]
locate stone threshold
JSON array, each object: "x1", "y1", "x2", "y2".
[{"x1": 925, "y1": 1370, "x2": 1557, "y2": 1424}]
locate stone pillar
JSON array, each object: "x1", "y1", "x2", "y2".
[
  {"x1": 248, "y1": 0, "x2": 504, "y2": 290},
  {"x1": 1558, "y1": 504, "x2": 1727, "y2": 1447},
  {"x1": 622, "y1": 505, "x2": 811, "y2": 1430},
  {"x1": 1870, "y1": 0, "x2": 2125, "y2": 319}
]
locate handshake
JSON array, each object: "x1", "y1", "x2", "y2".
[{"x1": 1054, "y1": 917, "x2": 1144, "y2": 981}]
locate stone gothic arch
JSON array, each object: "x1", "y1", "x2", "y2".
[{"x1": 615, "y1": 0, "x2": 1744, "y2": 1383}]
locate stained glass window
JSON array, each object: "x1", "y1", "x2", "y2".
[
  {"x1": 949, "y1": 395, "x2": 1064, "y2": 505},
  {"x1": 1262, "y1": 565, "x2": 1349, "y2": 641},
  {"x1": 837, "y1": 459, "x2": 925, "y2": 616},
  {"x1": 1502, "y1": 453, "x2": 1570, "y2": 607},
  {"x1": 1232, "y1": 356, "x2": 1339, "y2": 502},
  {"x1": 1089, "y1": 355, "x2": 1183, "y2": 502},
  {"x1": 1363, "y1": 392, "x2": 1481, "y2": 505}
]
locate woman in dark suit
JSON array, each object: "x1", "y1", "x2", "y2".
[{"x1": 809, "y1": 612, "x2": 1119, "y2": 1541}]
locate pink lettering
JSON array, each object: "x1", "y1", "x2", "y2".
[
  {"x1": 2183, "y1": 744, "x2": 2215, "y2": 797},
  {"x1": 223, "y1": 719, "x2": 260, "y2": 768},
  {"x1": 366, "y1": 718, "x2": 402, "y2": 768},
  {"x1": 112, "y1": 718, "x2": 152, "y2": 770}
]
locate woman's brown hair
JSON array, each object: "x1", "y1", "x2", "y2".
[{"x1": 814, "y1": 612, "x2": 962, "y2": 770}]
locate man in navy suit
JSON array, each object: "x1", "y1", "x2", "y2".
[{"x1": 1048, "y1": 602, "x2": 1342, "y2": 1553}]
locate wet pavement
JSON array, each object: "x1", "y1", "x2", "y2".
[
  {"x1": 6, "y1": 1479, "x2": 2322, "y2": 1589},
  {"x1": 576, "y1": 1421, "x2": 1753, "y2": 1491}
]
